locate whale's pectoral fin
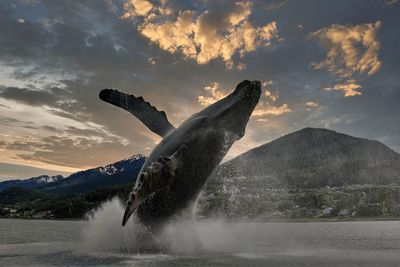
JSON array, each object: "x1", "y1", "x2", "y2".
[
  {"x1": 99, "y1": 89, "x2": 175, "y2": 137},
  {"x1": 122, "y1": 191, "x2": 141, "y2": 226},
  {"x1": 122, "y1": 144, "x2": 188, "y2": 226}
]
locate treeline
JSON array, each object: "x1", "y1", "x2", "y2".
[
  {"x1": 2, "y1": 180, "x2": 400, "y2": 220},
  {"x1": 199, "y1": 178, "x2": 400, "y2": 219},
  {"x1": 0, "y1": 183, "x2": 132, "y2": 218}
]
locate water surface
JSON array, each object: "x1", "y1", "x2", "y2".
[
  {"x1": 1, "y1": 218, "x2": 400, "y2": 267},
  {"x1": 1, "y1": 200, "x2": 400, "y2": 266}
]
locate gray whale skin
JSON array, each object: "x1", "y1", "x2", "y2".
[{"x1": 99, "y1": 80, "x2": 261, "y2": 229}]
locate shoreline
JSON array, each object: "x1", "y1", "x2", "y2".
[
  {"x1": 251, "y1": 217, "x2": 400, "y2": 223},
  {"x1": 2, "y1": 216, "x2": 400, "y2": 223}
]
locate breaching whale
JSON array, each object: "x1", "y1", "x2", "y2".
[{"x1": 99, "y1": 80, "x2": 261, "y2": 228}]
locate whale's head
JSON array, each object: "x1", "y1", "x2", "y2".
[{"x1": 203, "y1": 80, "x2": 261, "y2": 140}]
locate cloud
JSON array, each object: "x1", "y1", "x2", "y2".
[
  {"x1": 0, "y1": 135, "x2": 117, "y2": 169},
  {"x1": 305, "y1": 101, "x2": 319, "y2": 108},
  {"x1": 0, "y1": 86, "x2": 59, "y2": 106},
  {"x1": 264, "y1": 0, "x2": 289, "y2": 11},
  {"x1": 0, "y1": 96, "x2": 131, "y2": 169},
  {"x1": 252, "y1": 103, "x2": 292, "y2": 116},
  {"x1": 122, "y1": 1, "x2": 279, "y2": 68},
  {"x1": 263, "y1": 80, "x2": 279, "y2": 102},
  {"x1": 148, "y1": 56, "x2": 156, "y2": 64},
  {"x1": 264, "y1": 89, "x2": 279, "y2": 102},
  {"x1": 198, "y1": 81, "x2": 291, "y2": 117},
  {"x1": 1, "y1": 0, "x2": 399, "y2": 177},
  {"x1": 385, "y1": 0, "x2": 399, "y2": 6},
  {"x1": 122, "y1": 0, "x2": 154, "y2": 17},
  {"x1": 198, "y1": 82, "x2": 227, "y2": 106},
  {"x1": 236, "y1": 62, "x2": 247, "y2": 70},
  {"x1": 311, "y1": 21, "x2": 381, "y2": 78},
  {"x1": 325, "y1": 79, "x2": 362, "y2": 97},
  {"x1": 310, "y1": 21, "x2": 382, "y2": 96}
]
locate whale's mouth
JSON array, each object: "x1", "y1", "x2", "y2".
[
  {"x1": 232, "y1": 80, "x2": 262, "y2": 100},
  {"x1": 216, "y1": 80, "x2": 261, "y2": 136},
  {"x1": 230, "y1": 81, "x2": 262, "y2": 114}
]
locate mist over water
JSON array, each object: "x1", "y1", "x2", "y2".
[
  {"x1": 76, "y1": 198, "x2": 400, "y2": 266},
  {"x1": 81, "y1": 198, "x2": 154, "y2": 253},
  {"x1": 81, "y1": 198, "x2": 241, "y2": 254},
  {"x1": 2, "y1": 215, "x2": 400, "y2": 266}
]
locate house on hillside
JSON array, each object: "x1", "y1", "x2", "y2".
[
  {"x1": 321, "y1": 206, "x2": 333, "y2": 216},
  {"x1": 338, "y1": 209, "x2": 351, "y2": 216},
  {"x1": 32, "y1": 210, "x2": 54, "y2": 219},
  {"x1": 306, "y1": 209, "x2": 319, "y2": 217},
  {"x1": 0, "y1": 207, "x2": 10, "y2": 216}
]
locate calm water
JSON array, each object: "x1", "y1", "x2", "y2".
[{"x1": 1, "y1": 201, "x2": 400, "y2": 267}]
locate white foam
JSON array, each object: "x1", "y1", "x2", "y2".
[{"x1": 81, "y1": 198, "x2": 241, "y2": 254}]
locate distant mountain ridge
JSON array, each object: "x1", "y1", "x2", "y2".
[
  {"x1": 1, "y1": 128, "x2": 400, "y2": 195},
  {"x1": 213, "y1": 128, "x2": 400, "y2": 188},
  {"x1": 0, "y1": 175, "x2": 64, "y2": 192},
  {"x1": 0, "y1": 155, "x2": 146, "y2": 194}
]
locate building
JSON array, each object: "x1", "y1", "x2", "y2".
[
  {"x1": 338, "y1": 209, "x2": 351, "y2": 216},
  {"x1": 321, "y1": 207, "x2": 333, "y2": 216},
  {"x1": 306, "y1": 209, "x2": 320, "y2": 217}
]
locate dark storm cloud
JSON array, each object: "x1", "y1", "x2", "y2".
[
  {"x1": 0, "y1": 117, "x2": 20, "y2": 124},
  {"x1": 0, "y1": 86, "x2": 57, "y2": 106},
  {"x1": 41, "y1": 125, "x2": 64, "y2": 133},
  {"x1": 0, "y1": 116, "x2": 34, "y2": 126},
  {"x1": 0, "y1": 2, "x2": 49, "y2": 61}
]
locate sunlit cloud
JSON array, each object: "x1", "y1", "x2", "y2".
[
  {"x1": 148, "y1": 57, "x2": 156, "y2": 65},
  {"x1": 198, "y1": 81, "x2": 291, "y2": 117},
  {"x1": 324, "y1": 79, "x2": 362, "y2": 97},
  {"x1": 122, "y1": 0, "x2": 154, "y2": 17},
  {"x1": 262, "y1": 80, "x2": 278, "y2": 101},
  {"x1": 305, "y1": 101, "x2": 319, "y2": 109},
  {"x1": 310, "y1": 21, "x2": 382, "y2": 96},
  {"x1": 198, "y1": 82, "x2": 227, "y2": 106},
  {"x1": 252, "y1": 103, "x2": 291, "y2": 116},
  {"x1": 311, "y1": 21, "x2": 381, "y2": 78},
  {"x1": 0, "y1": 97, "x2": 130, "y2": 171},
  {"x1": 122, "y1": 1, "x2": 280, "y2": 69},
  {"x1": 236, "y1": 62, "x2": 247, "y2": 71}
]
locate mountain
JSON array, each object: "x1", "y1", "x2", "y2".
[
  {"x1": 2, "y1": 128, "x2": 400, "y2": 219},
  {"x1": 0, "y1": 175, "x2": 64, "y2": 192},
  {"x1": 0, "y1": 155, "x2": 146, "y2": 194},
  {"x1": 2, "y1": 128, "x2": 399, "y2": 196},
  {"x1": 37, "y1": 154, "x2": 145, "y2": 194},
  {"x1": 213, "y1": 128, "x2": 400, "y2": 188},
  {"x1": 0, "y1": 187, "x2": 48, "y2": 205}
]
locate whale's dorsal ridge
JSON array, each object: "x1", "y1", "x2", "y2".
[{"x1": 99, "y1": 89, "x2": 175, "y2": 137}]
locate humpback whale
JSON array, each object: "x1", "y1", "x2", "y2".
[{"x1": 99, "y1": 80, "x2": 261, "y2": 228}]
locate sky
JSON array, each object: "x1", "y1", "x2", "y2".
[{"x1": 0, "y1": 0, "x2": 399, "y2": 180}]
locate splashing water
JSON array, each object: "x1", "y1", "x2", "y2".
[
  {"x1": 81, "y1": 197, "x2": 240, "y2": 254},
  {"x1": 81, "y1": 198, "x2": 156, "y2": 253}
]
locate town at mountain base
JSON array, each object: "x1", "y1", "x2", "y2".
[{"x1": 1, "y1": 128, "x2": 400, "y2": 220}]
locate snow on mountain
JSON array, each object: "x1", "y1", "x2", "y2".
[{"x1": 0, "y1": 175, "x2": 64, "y2": 192}]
